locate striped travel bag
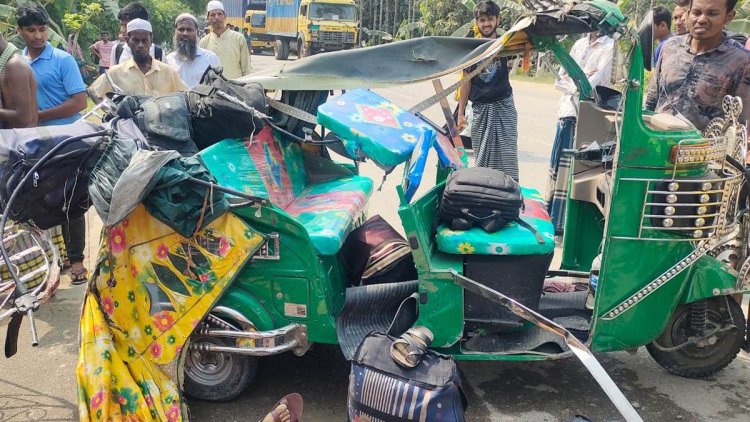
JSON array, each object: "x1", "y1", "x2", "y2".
[{"x1": 348, "y1": 332, "x2": 467, "y2": 422}]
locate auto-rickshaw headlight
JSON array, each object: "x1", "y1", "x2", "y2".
[
  {"x1": 697, "y1": 206, "x2": 708, "y2": 215},
  {"x1": 701, "y1": 182, "x2": 712, "y2": 191},
  {"x1": 664, "y1": 206, "x2": 676, "y2": 216},
  {"x1": 666, "y1": 194, "x2": 678, "y2": 204},
  {"x1": 693, "y1": 230, "x2": 704, "y2": 238},
  {"x1": 699, "y1": 194, "x2": 710, "y2": 203},
  {"x1": 663, "y1": 218, "x2": 674, "y2": 227},
  {"x1": 695, "y1": 218, "x2": 705, "y2": 227},
  {"x1": 668, "y1": 182, "x2": 680, "y2": 191}
]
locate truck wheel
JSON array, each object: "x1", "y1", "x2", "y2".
[
  {"x1": 274, "y1": 39, "x2": 289, "y2": 60},
  {"x1": 646, "y1": 297, "x2": 745, "y2": 378},
  {"x1": 297, "y1": 38, "x2": 311, "y2": 58},
  {"x1": 183, "y1": 334, "x2": 258, "y2": 402}
]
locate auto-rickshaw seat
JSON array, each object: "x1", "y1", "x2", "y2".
[
  {"x1": 435, "y1": 187, "x2": 555, "y2": 256},
  {"x1": 643, "y1": 113, "x2": 694, "y2": 131},
  {"x1": 317, "y1": 89, "x2": 435, "y2": 168},
  {"x1": 199, "y1": 126, "x2": 374, "y2": 255}
]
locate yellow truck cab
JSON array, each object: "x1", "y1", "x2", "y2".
[
  {"x1": 266, "y1": 0, "x2": 358, "y2": 60},
  {"x1": 244, "y1": 10, "x2": 273, "y2": 53}
]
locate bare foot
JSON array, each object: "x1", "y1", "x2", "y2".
[{"x1": 262, "y1": 403, "x2": 290, "y2": 422}]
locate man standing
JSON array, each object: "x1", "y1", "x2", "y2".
[
  {"x1": 166, "y1": 13, "x2": 220, "y2": 88},
  {"x1": 646, "y1": 0, "x2": 750, "y2": 131},
  {"x1": 199, "y1": 1, "x2": 251, "y2": 79},
  {"x1": 457, "y1": 1, "x2": 519, "y2": 180},
  {"x1": 89, "y1": 19, "x2": 188, "y2": 99},
  {"x1": 90, "y1": 30, "x2": 114, "y2": 74},
  {"x1": 545, "y1": 32, "x2": 614, "y2": 234},
  {"x1": 109, "y1": 2, "x2": 164, "y2": 66},
  {"x1": 652, "y1": 7, "x2": 673, "y2": 65},
  {"x1": 17, "y1": 4, "x2": 88, "y2": 282},
  {"x1": 0, "y1": 34, "x2": 37, "y2": 129},
  {"x1": 16, "y1": 4, "x2": 86, "y2": 126},
  {"x1": 673, "y1": 0, "x2": 690, "y2": 36}
]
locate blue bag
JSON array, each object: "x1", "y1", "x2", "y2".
[{"x1": 348, "y1": 332, "x2": 467, "y2": 421}]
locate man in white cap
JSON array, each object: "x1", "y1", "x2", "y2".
[
  {"x1": 167, "y1": 13, "x2": 220, "y2": 88},
  {"x1": 89, "y1": 19, "x2": 187, "y2": 101},
  {"x1": 199, "y1": 0, "x2": 251, "y2": 79},
  {"x1": 109, "y1": 2, "x2": 164, "y2": 66}
]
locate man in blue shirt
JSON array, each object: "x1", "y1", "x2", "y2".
[{"x1": 16, "y1": 4, "x2": 86, "y2": 126}]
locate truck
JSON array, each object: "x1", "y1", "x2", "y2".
[
  {"x1": 266, "y1": 0, "x2": 359, "y2": 60},
  {"x1": 245, "y1": 10, "x2": 274, "y2": 53},
  {"x1": 221, "y1": 0, "x2": 248, "y2": 31}
]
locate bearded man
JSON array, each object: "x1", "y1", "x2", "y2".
[
  {"x1": 166, "y1": 13, "x2": 220, "y2": 88},
  {"x1": 89, "y1": 19, "x2": 187, "y2": 100}
]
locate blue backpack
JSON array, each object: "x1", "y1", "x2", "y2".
[{"x1": 348, "y1": 332, "x2": 467, "y2": 421}]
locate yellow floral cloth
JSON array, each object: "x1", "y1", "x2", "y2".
[{"x1": 77, "y1": 205, "x2": 264, "y2": 421}]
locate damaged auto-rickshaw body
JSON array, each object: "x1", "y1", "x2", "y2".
[{"x1": 55, "y1": 1, "x2": 750, "y2": 421}]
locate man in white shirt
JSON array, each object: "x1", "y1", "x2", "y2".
[
  {"x1": 545, "y1": 32, "x2": 614, "y2": 234},
  {"x1": 166, "y1": 13, "x2": 220, "y2": 88},
  {"x1": 109, "y1": 2, "x2": 164, "y2": 65}
]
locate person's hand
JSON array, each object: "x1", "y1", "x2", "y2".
[{"x1": 457, "y1": 113, "x2": 468, "y2": 131}]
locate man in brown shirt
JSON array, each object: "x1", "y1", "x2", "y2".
[
  {"x1": 645, "y1": 0, "x2": 750, "y2": 130},
  {"x1": 0, "y1": 34, "x2": 37, "y2": 129}
]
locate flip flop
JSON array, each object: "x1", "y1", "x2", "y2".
[
  {"x1": 270, "y1": 393, "x2": 303, "y2": 422},
  {"x1": 70, "y1": 266, "x2": 89, "y2": 286}
]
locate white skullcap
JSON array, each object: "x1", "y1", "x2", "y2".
[
  {"x1": 175, "y1": 13, "x2": 198, "y2": 26},
  {"x1": 127, "y1": 18, "x2": 152, "y2": 34},
  {"x1": 206, "y1": 1, "x2": 225, "y2": 13}
]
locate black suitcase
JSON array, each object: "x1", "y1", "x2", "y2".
[{"x1": 439, "y1": 167, "x2": 523, "y2": 233}]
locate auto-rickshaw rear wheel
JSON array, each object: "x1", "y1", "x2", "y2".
[
  {"x1": 183, "y1": 334, "x2": 258, "y2": 402},
  {"x1": 646, "y1": 297, "x2": 745, "y2": 378}
]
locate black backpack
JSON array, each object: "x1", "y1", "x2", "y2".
[
  {"x1": 114, "y1": 42, "x2": 163, "y2": 63},
  {"x1": 0, "y1": 122, "x2": 105, "y2": 229},
  {"x1": 439, "y1": 167, "x2": 524, "y2": 233},
  {"x1": 112, "y1": 93, "x2": 198, "y2": 156},
  {"x1": 187, "y1": 66, "x2": 266, "y2": 149}
]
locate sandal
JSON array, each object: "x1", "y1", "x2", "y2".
[
  {"x1": 69, "y1": 264, "x2": 89, "y2": 285},
  {"x1": 268, "y1": 393, "x2": 303, "y2": 422}
]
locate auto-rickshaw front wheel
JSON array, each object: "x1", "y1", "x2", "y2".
[
  {"x1": 183, "y1": 335, "x2": 259, "y2": 402},
  {"x1": 646, "y1": 297, "x2": 745, "y2": 378}
]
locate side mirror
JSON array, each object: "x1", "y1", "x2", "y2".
[{"x1": 638, "y1": 10, "x2": 654, "y2": 71}]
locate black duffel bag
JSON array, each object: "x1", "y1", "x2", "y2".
[
  {"x1": 0, "y1": 122, "x2": 106, "y2": 229},
  {"x1": 439, "y1": 167, "x2": 524, "y2": 233},
  {"x1": 187, "y1": 66, "x2": 266, "y2": 149},
  {"x1": 348, "y1": 331, "x2": 467, "y2": 422}
]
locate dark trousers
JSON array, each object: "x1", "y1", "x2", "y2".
[{"x1": 62, "y1": 215, "x2": 86, "y2": 263}]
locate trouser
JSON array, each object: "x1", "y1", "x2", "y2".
[{"x1": 63, "y1": 215, "x2": 86, "y2": 263}]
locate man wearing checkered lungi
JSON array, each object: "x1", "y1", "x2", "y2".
[{"x1": 457, "y1": 0, "x2": 519, "y2": 181}]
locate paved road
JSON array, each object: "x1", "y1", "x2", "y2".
[{"x1": 1, "y1": 52, "x2": 749, "y2": 422}]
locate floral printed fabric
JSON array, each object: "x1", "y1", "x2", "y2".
[
  {"x1": 77, "y1": 205, "x2": 264, "y2": 421},
  {"x1": 317, "y1": 89, "x2": 440, "y2": 167}
]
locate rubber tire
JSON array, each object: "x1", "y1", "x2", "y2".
[
  {"x1": 298, "y1": 38, "x2": 311, "y2": 58},
  {"x1": 274, "y1": 39, "x2": 289, "y2": 60},
  {"x1": 183, "y1": 335, "x2": 258, "y2": 402},
  {"x1": 646, "y1": 297, "x2": 745, "y2": 378},
  {"x1": 252, "y1": 48, "x2": 262, "y2": 54}
]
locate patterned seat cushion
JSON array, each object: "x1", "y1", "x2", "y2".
[
  {"x1": 199, "y1": 127, "x2": 373, "y2": 255},
  {"x1": 286, "y1": 176, "x2": 374, "y2": 255},
  {"x1": 435, "y1": 187, "x2": 555, "y2": 256},
  {"x1": 317, "y1": 89, "x2": 436, "y2": 168}
]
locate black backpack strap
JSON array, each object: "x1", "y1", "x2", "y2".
[
  {"x1": 114, "y1": 42, "x2": 124, "y2": 64},
  {"x1": 516, "y1": 218, "x2": 545, "y2": 245}
]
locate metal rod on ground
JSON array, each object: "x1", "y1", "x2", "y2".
[{"x1": 451, "y1": 270, "x2": 644, "y2": 422}]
